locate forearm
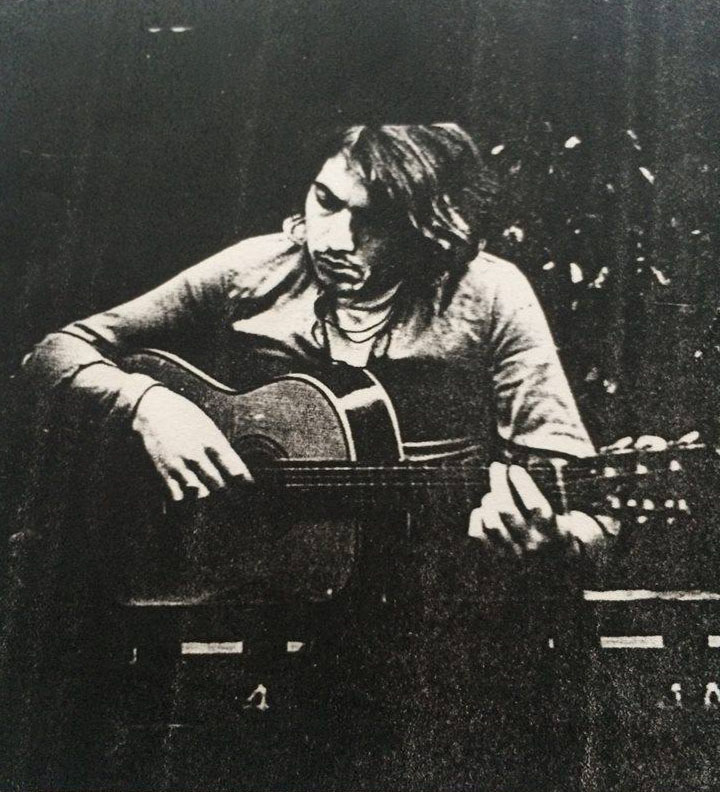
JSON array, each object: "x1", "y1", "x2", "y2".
[
  {"x1": 21, "y1": 329, "x2": 161, "y2": 428},
  {"x1": 19, "y1": 246, "x2": 234, "y2": 427}
]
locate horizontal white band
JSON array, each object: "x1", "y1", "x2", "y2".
[
  {"x1": 181, "y1": 641, "x2": 244, "y2": 655},
  {"x1": 585, "y1": 590, "x2": 720, "y2": 602},
  {"x1": 600, "y1": 635, "x2": 664, "y2": 649}
]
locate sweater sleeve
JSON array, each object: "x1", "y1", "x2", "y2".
[
  {"x1": 20, "y1": 242, "x2": 246, "y2": 427},
  {"x1": 486, "y1": 263, "x2": 595, "y2": 458}
]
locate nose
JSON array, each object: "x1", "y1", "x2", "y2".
[{"x1": 320, "y1": 207, "x2": 355, "y2": 253}]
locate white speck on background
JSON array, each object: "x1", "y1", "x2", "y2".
[
  {"x1": 650, "y1": 266, "x2": 671, "y2": 286},
  {"x1": 626, "y1": 129, "x2": 642, "y2": 150},
  {"x1": 603, "y1": 379, "x2": 618, "y2": 395},
  {"x1": 502, "y1": 225, "x2": 525, "y2": 242},
  {"x1": 639, "y1": 166, "x2": 655, "y2": 184}
]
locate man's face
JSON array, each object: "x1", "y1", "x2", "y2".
[{"x1": 304, "y1": 152, "x2": 408, "y2": 300}]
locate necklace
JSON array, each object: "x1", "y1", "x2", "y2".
[
  {"x1": 323, "y1": 304, "x2": 395, "y2": 336},
  {"x1": 326, "y1": 323, "x2": 391, "y2": 345},
  {"x1": 314, "y1": 282, "x2": 402, "y2": 357}
]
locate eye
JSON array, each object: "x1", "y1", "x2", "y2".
[{"x1": 313, "y1": 183, "x2": 344, "y2": 213}]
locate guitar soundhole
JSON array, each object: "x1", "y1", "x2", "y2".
[{"x1": 235, "y1": 434, "x2": 287, "y2": 473}]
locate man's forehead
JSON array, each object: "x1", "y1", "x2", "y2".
[{"x1": 315, "y1": 153, "x2": 371, "y2": 209}]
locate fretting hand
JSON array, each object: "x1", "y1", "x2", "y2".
[
  {"x1": 467, "y1": 461, "x2": 606, "y2": 557},
  {"x1": 132, "y1": 386, "x2": 253, "y2": 501},
  {"x1": 468, "y1": 431, "x2": 702, "y2": 557}
]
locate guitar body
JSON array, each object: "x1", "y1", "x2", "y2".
[
  {"x1": 118, "y1": 349, "x2": 408, "y2": 606},
  {"x1": 126, "y1": 349, "x2": 405, "y2": 464}
]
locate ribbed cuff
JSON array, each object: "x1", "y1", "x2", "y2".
[{"x1": 68, "y1": 362, "x2": 162, "y2": 426}]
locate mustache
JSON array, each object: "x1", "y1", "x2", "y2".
[
  {"x1": 313, "y1": 253, "x2": 365, "y2": 277},
  {"x1": 315, "y1": 253, "x2": 359, "y2": 268}
]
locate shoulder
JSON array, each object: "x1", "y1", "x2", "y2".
[
  {"x1": 185, "y1": 231, "x2": 307, "y2": 299},
  {"x1": 461, "y1": 250, "x2": 534, "y2": 298},
  {"x1": 444, "y1": 249, "x2": 539, "y2": 319},
  {"x1": 200, "y1": 231, "x2": 303, "y2": 283}
]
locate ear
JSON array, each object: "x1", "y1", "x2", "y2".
[{"x1": 282, "y1": 214, "x2": 307, "y2": 245}]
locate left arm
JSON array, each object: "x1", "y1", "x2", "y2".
[{"x1": 468, "y1": 261, "x2": 609, "y2": 558}]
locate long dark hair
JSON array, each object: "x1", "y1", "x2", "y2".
[{"x1": 294, "y1": 124, "x2": 498, "y2": 281}]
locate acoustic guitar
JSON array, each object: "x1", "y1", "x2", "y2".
[{"x1": 113, "y1": 349, "x2": 707, "y2": 607}]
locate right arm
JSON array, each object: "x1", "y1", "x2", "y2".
[{"x1": 21, "y1": 243, "x2": 263, "y2": 499}]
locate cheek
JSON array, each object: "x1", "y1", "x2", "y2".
[
  {"x1": 304, "y1": 192, "x2": 314, "y2": 220},
  {"x1": 361, "y1": 243, "x2": 395, "y2": 279},
  {"x1": 363, "y1": 235, "x2": 397, "y2": 263},
  {"x1": 303, "y1": 200, "x2": 319, "y2": 248}
]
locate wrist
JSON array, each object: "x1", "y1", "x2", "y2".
[{"x1": 130, "y1": 383, "x2": 168, "y2": 432}]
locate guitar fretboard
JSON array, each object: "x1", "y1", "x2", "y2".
[{"x1": 252, "y1": 443, "x2": 710, "y2": 517}]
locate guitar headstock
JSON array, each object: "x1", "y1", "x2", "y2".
[{"x1": 565, "y1": 442, "x2": 713, "y2": 521}]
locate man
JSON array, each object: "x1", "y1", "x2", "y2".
[
  {"x1": 22, "y1": 123, "x2": 605, "y2": 556},
  {"x1": 17, "y1": 123, "x2": 610, "y2": 789}
]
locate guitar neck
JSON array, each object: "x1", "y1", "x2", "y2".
[{"x1": 255, "y1": 443, "x2": 710, "y2": 517}]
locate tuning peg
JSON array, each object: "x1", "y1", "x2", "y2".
[
  {"x1": 671, "y1": 430, "x2": 701, "y2": 448},
  {"x1": 635, "y1": 435, "x2": 669, "y2": 451},
  {"x1": 600, "y1": 435, "x2": 670, "y2": 453},
  {"x1": 599, "y1": 436, "x2": 634, "y2": 453}
]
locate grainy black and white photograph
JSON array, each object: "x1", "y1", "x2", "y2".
[{"x1": 2, "y1": 1, "x2": 720, "y2": 789}]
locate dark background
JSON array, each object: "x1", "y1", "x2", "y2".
[
  {"x1": 3, "y1": 3, "x2": 720, "y2": 788},
  {"x1": 2, "y1": 0, "x2": 720, "y2": 443}
]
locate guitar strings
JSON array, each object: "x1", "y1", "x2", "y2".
[
  {"x1": 258, "y1": 473, "x2": 676, "y2": 498},
  {"x1": 260, "y1": 469, "x2": 682, "y2": 484},
  {"x1": 259, "y1": 464, "x2": 688, "y2": 485}
]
